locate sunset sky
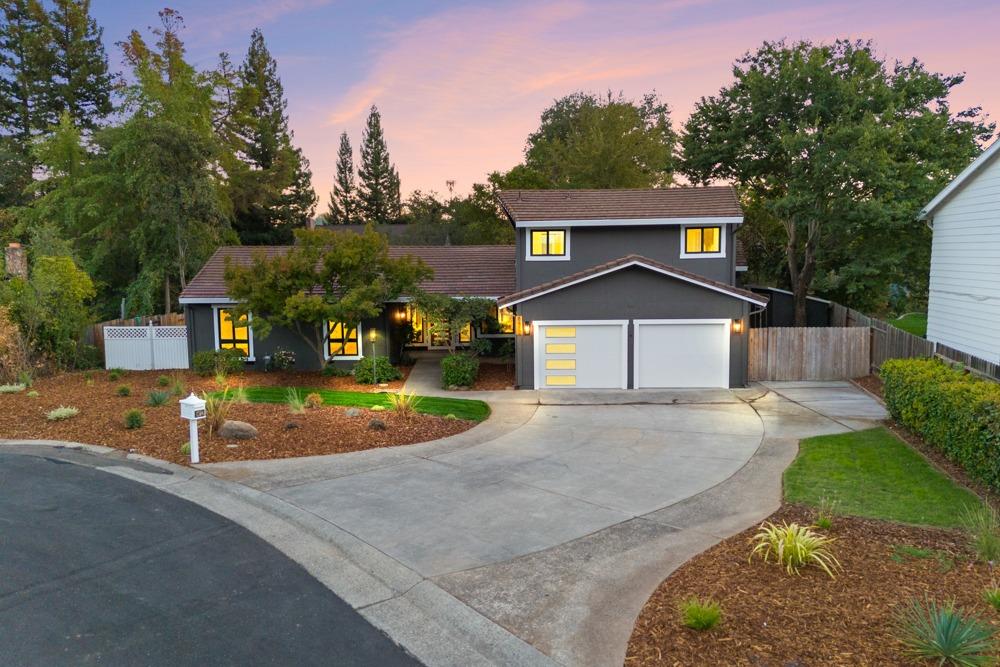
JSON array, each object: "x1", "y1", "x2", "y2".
[{"x1": 92, "y1": 0, "x2": 997, "y2": 202}]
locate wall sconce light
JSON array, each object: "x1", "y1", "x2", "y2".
[
  {"x1": 515, "y1": 315, "x2": 524, "y2": 335},
  {"x1": 732, "y1": 319, "x2": 744, "y2": 335},
  {"x1": 523, "y1": 321, "x2": 532, "y2": 335}
]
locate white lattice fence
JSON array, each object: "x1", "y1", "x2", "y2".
[{"x1": 104, "y1": 325, "x2": 189, "y2": 370}]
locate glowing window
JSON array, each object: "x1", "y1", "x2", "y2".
[
  {"x1": 217, "y1": 309, "x2": 250, "y2": 356},
  {"x1": 684, "y1": 226, "x2": 722, "y2": 254},
  {"x1": 481, "y1": 306, "x2": 515, "y2": 335},
  {"x1": 459, "y1": 322, "x2": 472, "y2": 343},
  {"x1": 328, "y1": 322, "x2": 360, "y2": 357},
  {"x1": 530, "y1": 230, "x2": 566, "y2": 256}
]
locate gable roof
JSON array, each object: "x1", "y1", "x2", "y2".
[
  {"x1": 496, "y1": 186, "x2": 743, "y2": 225},
  {"x1": 497, "y1": 254, "x2": 768, "y2": 308},
  {"x1": 178, "y1": 245, "x2": 516, "y2": 303},
  {"x1": 919, "y1": 139, "x2": 1000, "y2": 220}
]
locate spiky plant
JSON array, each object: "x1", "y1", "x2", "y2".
[
  {"x1": 895, "y1": 597, "x2": 997, "y2": 666},
  {"x1": 749, "y1": 521, "x2": 841, "y2": 578}
]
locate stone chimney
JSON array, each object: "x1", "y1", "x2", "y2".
[{"x1": 4, "y1": 243, "x2": 27, "y2": 279}]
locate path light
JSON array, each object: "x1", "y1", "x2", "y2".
[
  {"x1": 179, "y1": 393, "x2": 206, "y2": 464},
  {"x1": 732, "y1": 319, "x2": 744, "y2": 335}
]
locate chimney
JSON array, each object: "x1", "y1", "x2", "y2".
[{"x1": 4, "y1": 243, "x2": 27, "y2": 279}]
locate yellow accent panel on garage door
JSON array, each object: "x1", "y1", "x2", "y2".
[
  {"x1": 545, "y1": 343, "x2": 576, "y2": 354},
  {"x1": 545, "y1": 327, "x2": 576, "y2": 338},
  {"x1": 545, "y1": 359, "x2": 576, "y2": 370},
  {"x1": 546, "y1": 375, "x2": 576, "y2": 386}
]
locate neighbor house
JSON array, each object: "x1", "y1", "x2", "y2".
[
  {"x1": 178, "y1": 186, "x2": 766, "y2": 388},
  {"x1": 918, "y1": 140, "x2": 1000, "y2": 364}
]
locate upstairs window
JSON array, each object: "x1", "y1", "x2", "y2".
[
  {"x1": 683, "y1": 225, "x2": 723, "y2": 256},
  {"x1": 327, "y1": 322, "x2": 361, "y2": 358},
  {"x1": 216, "y1": 308, "x2": 251, "y2": 357},
  {"x1": 529, "y1": 229, "x2": 566, "y2": 257}
]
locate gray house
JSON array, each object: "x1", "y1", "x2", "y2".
[{"x1": 178, "y1": 186, "x2": 765, "y2": 388}]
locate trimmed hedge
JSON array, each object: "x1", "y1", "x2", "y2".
[
  {"x1": 353, "y1": 355, "x2": 401, "y2": 384},
  {"x1": 192, "y1": 348, "x2": 246, "y2": 376},
  {"x1": 881, "y1": 358, "x2": 1000, "y2": 491},
  {"x1": 441, "y1": 353, "x2": 478, "y2": 388}
]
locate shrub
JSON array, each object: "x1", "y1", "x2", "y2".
[
  {"x1": 17, "y1": 369, "x2": 32, "y2": 387},
  {"x1": 169, "y1": 374, "x2": 186, "y2": 397},
  {"x1": 441, "y1": 353, "x2": 479, "y2": 388},
  {"x1": 107, "y1": 368, "x2": 124, "y2": 381},
  {"x1": 193, "y1": 349, "x2": 245, "y2": 377},
  {"x1": 70, "y1": 344, "x2": 101, "y2": 371},
  {"x1": 816, "y1": 496, "x2": 839, "y2": 530},
  {"x1": 286, "y1": 387, "x2": 306, "y2": 414},
  {"x1": 983, "y1": 588, "x2": 1000, "y2": 613},
  {"x1": 0, "y1": 383, "x2": 26, "y2": 393},
  {"x1": 156, "y1": 375, "x2": 170, "y2": 387},
  {"x1": 146, "y1": 390, "x2": 170, "y2": 407},
  {"x1": 116, "y1": 384, "x2": 131, "y2": 397},
  {"x1": 304, "y1": 392, "x2": 323, "y2": 409},
  {"x1": 961, "y1": 505, "x2": 1000, "y2": 563},
  {"x1": 46, "y1": 406, "x2": 78, "y2": 421},
  {"x1": 270, "y1": 348, "x2": 295, "y2": 371},
  {"x1": 180, "y1": 442, "x2": 191, "y2": 455},
  {"x1": 470, "y1": 338, "x2": 493, "y2": 357},
  {"x1": 202, "y1": 391, "x2": 233, "y2": 437},
  {"x1": 229, "y1": 385, "x2": 249, "y2": 404},
  {"x1": 370, "y1": 404, "x2": 386, "y2": 412},
  {"x1": 895, "y1": 597, "x2": 996, "y2": 666},
  {"x1": 322, "y1": 364, "x2": 352, "y2": 377},
  {"x1": 750, "y1": 521, "x2": 841, "y2": 578},
  {"x1": 124, "y1": 409, "x2": 145, "y2": 429},
  {"x1": 26, "y1": 390, "x2": 38, "y2": 398},
  {"x1": 679, "y1": 597, "x2": 722, "y2": 631},
  {"x1": 881, "y1": 358, "x2": 1000, "y2": 492},
  {"x1": 354, "y1": 356, "x2": 401, "y2": 384},
  {"x1": 0, "y1": 306, "x2": 31, "y2": 384},
  {"x1": 214, "y1": 371, "x2": 228, "y2": 387},
  {"x1": 387, "y1": 390, "x2": 421, "y2": 417}
]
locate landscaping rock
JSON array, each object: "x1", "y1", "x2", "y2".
[
  {"x1": 345, "y1": 407, "x2": 362, "y2": 417},
  {"x1": 284, "y1": 421, "x2": 300, "y2": 430},
  {"x1": 367, "y1": 417, "x2": 387, "y2": 431},
  {"x1": 217, "y1": 420, "x2": 258, "y2": 440}
]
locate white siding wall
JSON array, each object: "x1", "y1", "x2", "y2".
[{"x1": 927, "y1": 153, "x2": 1000, "y2": 363}]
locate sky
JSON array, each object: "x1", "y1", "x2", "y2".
[{"x1": 90, "y1": 0, "x2": 997, "y2": 202}]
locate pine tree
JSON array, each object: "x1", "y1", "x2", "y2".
[
  {"x1": 40, "y1": 0, "x2": 113, "y2": 132},
  {"x1": 358, "y1": 105, "x2": 401, "y2": 224},
  {"x1": 327, "y1": 131, "x2": 359, "y2": 224},
  {"x1": 230, "y1": 28, "x2": 316, "y2": 244}
]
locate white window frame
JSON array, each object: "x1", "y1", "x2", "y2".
[
  {"x1": 324, "y1": 321, "x2": 364, "y2": 361},
  {"x1": 679, "y1": 224, "x2": 726, "y2": 259},
  {"x1": 532, "y1": 320, "x2": 628, "y2": 390},
  {"x1": 525, "y1": 228, "x2": 571, "y2": 262},
  {"x1": 212, "y1": 305, "x2": 255, "y2": 362}
]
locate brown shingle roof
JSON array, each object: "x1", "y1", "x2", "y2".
[
  {"x1": 734, "y1": 236, "x2": 748, "y2": 269},
  {"x1": 179, "y1": 245, "x2": 516, "y2": 301},
  {"x1": 496, "y1": 186, "x2": 742, "y2": 223},
  {"x1": 497, "y1": 254, "x2": 767, "y2": 308}
]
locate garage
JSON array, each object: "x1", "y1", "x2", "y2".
[
  {"x1": 633, "y1": 319, "x2": 730, "y2": 388},
  {"x1": 535, "y1": 321, "x2": 627, "y2": 389}
]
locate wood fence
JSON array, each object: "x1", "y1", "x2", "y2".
[
  {"x1": 83, "y1": 313, "x2": 185, "y2": 359},
  {"x1": 749, "y1": 327, "x2": 870, "y2": 381}
]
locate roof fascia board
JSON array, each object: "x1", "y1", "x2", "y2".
[
  {"x1": 178, "y1": 297, "x2": 237, "y2": 305},
  {"x1": 918, "y1": 140, "x2": 1000, "y2": 220},
  {"x1": 515, "y1": 216, "x2": 743, "y2": 228}
]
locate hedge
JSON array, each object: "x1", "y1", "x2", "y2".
[
  {"x1": 881, "y1": 358, "x2": 1000, "y2": 491},
  {"x1": 441, "y1": 353, "x2": 479, "y2": 388}
]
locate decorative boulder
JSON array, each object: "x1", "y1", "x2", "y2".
[
  {"x1": 345, "y1": 407, "x2": 362, "y2": 417},
  {"x1": 218, "y1": 420, "x2": 258, "y2": 440},
  {"x1": 367, "y1": 418, "x2": 387, "y2": 431}
]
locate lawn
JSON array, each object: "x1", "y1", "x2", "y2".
[
  {"x1": 239, "y1": 386, "x2": 491, "y2": 422},
  {"x1": 784, "y1": 427, "x2": 981, "y2": 527},
  {"x1": 889, "y1": 312, "x2": 927, "y2": 337}
]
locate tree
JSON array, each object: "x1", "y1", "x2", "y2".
[
  {"x1": 682, "y1": 40, "x2": 992, "y2": 322},
  {"x1": 414, "y1": 293, "x2": 496, "y2": 354},
  {"x1": 228, "y1": 28, "x2": 316, "y2": 244},
  {"x1": 358, "y1": 105, "x2": 401, "y2": 223},
  {"x1": 398, "y1": 186, "x2": 513, "y2": 246},
  {"x1": 493, "y1": 91, "x2": 676, "y2": 190},
  {"x1": 327, "y1": 131, "x2": 360, "y2": 224},
  {"x1": 223, "y1": 226, "x2": 432, "y2": 366}
]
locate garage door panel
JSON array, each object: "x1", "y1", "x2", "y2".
[
  {"x1": 635, "y1": 321, "x2": 729, "y2": 388},
  {"x1": 537, "y1": 322, "x2": 625, "y2": 389}
]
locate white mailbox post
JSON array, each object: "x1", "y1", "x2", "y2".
[{"x1": 179, "y1": 393, "x2": 207, "y2": 464}]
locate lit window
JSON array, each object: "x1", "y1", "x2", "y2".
[
  {"x1": 481, "y1": 306, "x2": 515, "y2": 334},
  {"x1": 530, "y1": 230, "x2": 566, "y2": 256},
  {"x1": 684, "y1": 226, "x2": 722, "y2": 254},
  {"x1": 328, "y1": 322, "x2": 360, "y2": 357},
  {"x1": 217, "y1": 309, "x2": 250, "y2": 356},
  {"x1": 407, "y1": 305, "x2": 424, "y2": 344},
  {"x1": 459, "y1": 322, "x2": 472, "y2": 343}
]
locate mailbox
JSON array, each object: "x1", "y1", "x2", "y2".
[{"x1": 180, "y1": 393, "x2": 206, "y2": 420}]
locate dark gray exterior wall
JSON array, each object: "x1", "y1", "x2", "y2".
[
  {"x1": 185, "y1": 304, "x2": 392, "y2": 372},
  {"x1": 513, "y1": 267, "x2": 751, "y2": 388},
  {"x1": 515, "y1": 224, "x2": 736, "y2": 291}
]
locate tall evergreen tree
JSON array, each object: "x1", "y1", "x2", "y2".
[
  {"x1": 358, "y1": 105, "x2": 401, "y2": 224},
  {"x1": 230, "y1": 28, "x2": 316, "y2": 244},
  {"x1": 326, "y1": 131, "x2": 359, "y2": 224}
]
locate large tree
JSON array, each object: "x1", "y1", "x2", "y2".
[
  {"x1": 358, "y1": 105, "x2": 401, "y2": 224},
  {"x1": 493, "y1": 91, "x2": 676, "y2": 190},
  {"x1": 223, "y1": 226, "x2": 431, "y2": 365},
  {"x1": 682, "y1": 40, "x2": 992, "y2": 322},
  {"x1": 326, "y1": 131, "x2": 360, "y2": 224},
  {"x1": 229, "y1": 28, "x2": 316, "y2": 244}
]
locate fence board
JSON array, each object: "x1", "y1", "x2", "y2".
[
  {"x1": 749, "y1": 327, "x2": 869, "y2": 381},
  {"x1": 104, "y1": 324, "x2": 189, "y2": 370},
  {"x1": 83, "y1": 313, "x2": 184, "y2": 361}
]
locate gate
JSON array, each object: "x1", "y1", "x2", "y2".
[{"x1": 104, "y1": 324, "x2": 189, "y2": 370}]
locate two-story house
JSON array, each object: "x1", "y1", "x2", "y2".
[{"x1": 178, "y1": 186, "x2": 765, "y2": 389}]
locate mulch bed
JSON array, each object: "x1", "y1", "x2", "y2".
[
  {"x1": 473, "y1": 362, "x2": 516, "y2": 391},
  {"x1": 626, "y1": 505, "x2": 998, "y2": 666},
  {"x1": 0, "y1": 369, "x2": 474, "y2": 465}
]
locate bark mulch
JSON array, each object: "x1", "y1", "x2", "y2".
[
  {"x1": 0, "y1": 369, "x2": 473, "y2": 466},
  {"x1": 473, "y1": 362, "x2": 516, "y2": 391},
  {"x1": 626, "y1": 505, "x2": 999, "y2": 667}
]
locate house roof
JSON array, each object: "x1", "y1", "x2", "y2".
[
  {"x1": 734, "y1": 236, "x2": 748, "y2": 270},
  {"x1": 919, "y1": 139, "x2": 1000, "y2": 220},
  {"x1": 496, "y1": 186, "x2": 743, "y2": 225},
  {"x1": 178, "y1": 245, "x2": 516, "y2": 303},
  {"x1": 497, "y1": 254, "x2": 768, "y2": 308}
]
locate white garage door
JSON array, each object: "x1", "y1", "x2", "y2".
[
  {"x1": 535, "y1": 321, "x2": 627, "y2": 389},
  {"x1": 634, "y1": 320, "x2": 730, "y2": 388}
]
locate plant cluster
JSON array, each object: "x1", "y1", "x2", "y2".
[
  {"x1": 322, "y1": 364, "x2": 352, "y2": 377},
  {"x1": 387, "y1": 390, "x2": 421, "y2": 417},
  {"x1": 269, "y1": 348, "x2": 296, "y2": 371},
  {"x1": 0, "y1": 383, "x2": 26, "y2": 393},
  {"x1": 749, "y1": 521, "x2": 841, "y2": 578},
  {"x1": 304, "y1": 392, "x2": 323, "y2": 409},
  {"x1": 157, "y1": 375, "x2": 170, "y2": 387},
  {"x1": 146, "y1": 390, "x2": 169, "y2": 407},
  {"x1": 894, "y1": 598, "x2": 996, "y2": 666},
  {"x1": 285, "y1": 388, "x2": 306, "y2": 414},
  {"x1": 46, "y1": 406, "x2": 78, "y2": 421},
  {"x1": 107, "y1": 368, "x2": 125, "y2": 381},
  {"x1": 193, "y1": 349, "x2": 246, "y2": 377},
  {"x1": 202, "y1": 391, "x2": 233, "y2": 437},
  {"x1": 116, "y1": 385, "x2": 131, "y2": 397},
  {"x1": 961, "y1": 506, "x2": 1000, "y2": 563},
  {"x1": 354, "y1": 356, "x2": 401, "y2": 384},
  {"x1": 678, "y1": 597, "x2": 722, "y2": 631},
  {"x1": 441, "y1": 353, "x2": 479, "y2": 388},
  {"x1": 124, "y1": 409, "x2": 145, "y2": 429}
]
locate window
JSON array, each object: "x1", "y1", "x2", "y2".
[
  {"x1": 459, "y1": 322, "x2": 472, "y2": 344},
  {"x1": 481, "y1": 305, "x2": 515, "y2": 335},
  {"x1": 407, "y1": 305, "x2": 424, "y2": 344},
  {"x1": 683, "y1": 225, "x2": 723, "y2": 255},
  {"x1": 327, "y1": 322, "x2": 361, "y2": 358},
  {"x1": 529, "y1": 229, "x2": 567, "y2": 258},
  {"x1": 216, "y1": 308, "x2": 251, "y2": 358}
]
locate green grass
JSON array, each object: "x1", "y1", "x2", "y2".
[
  {"x1": 784, "y1": 427, "x2": 983, "y2": 528},
  {"x1": 890, "y1": 312, "x2": 927, "y2": 338},
  {"x1": 234, "y1": 386, "x2": 491, "y2": 422}
]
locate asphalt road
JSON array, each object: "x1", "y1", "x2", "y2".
[{"x1": 0, "y1": 450, "x2": 421, "y2": 667}]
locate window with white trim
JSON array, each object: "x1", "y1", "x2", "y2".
[
  {"x1": 215, "y1": 308, "x2": 252, "y2": 358},
  {"x1": 527, "y1": 229, "x2": 569, "y2": 260},
  {"x1": 327, "y1": 322, "x2": 361, "y2": 359},
  {"x1": 681, "y1": 225, "x2": 725, "y2": 258}
]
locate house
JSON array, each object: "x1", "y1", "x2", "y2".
[
  {"x1": 178, "y1": 186, "x2": 766, "y2": 388},
  {"x1": 918, "y1": 140, "x2": 1000, "y2": 364}
]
